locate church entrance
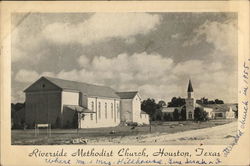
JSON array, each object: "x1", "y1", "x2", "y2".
[{"x1": 188, "y1": 111, "x2": 192, "y2": 119}]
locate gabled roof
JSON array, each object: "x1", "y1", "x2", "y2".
[
  {"x1": 116, "y1": 91, "x2": 138, "y2": 99},
  {"x1": 26, "y1": 76, "x2": 120, "y2": 99},
  {"x1": 162, "y1": 106, "x2": 182, "y2": 113},
  {"x1": 187, "y1": 79, "x2": 194, "y2": 92},
  {"x1": 206, "y1": 104, "x2": 232, "y2": 112}
]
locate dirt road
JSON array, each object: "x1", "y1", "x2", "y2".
[{"x1": 89, "y1": 121, "x2": 237, "y2": 145}]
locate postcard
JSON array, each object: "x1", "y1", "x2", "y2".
[{"x1": 0, "y1": 1, "x2": 249, "y2": 165}]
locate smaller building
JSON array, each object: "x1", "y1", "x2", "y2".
[
  {"x1": 161, "y1": 106, "x2": 182, "y2": 120},
  {"x1": 206, "y1": 104, "x2": 236, "y2": 119},
  {"x1": 196, "y1": 103, "x2": 214, "y2": 119},
  {"x1": 116, "y1": 91, "x2": 149, "y2": 125}
]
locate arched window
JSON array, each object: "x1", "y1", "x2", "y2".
[
  {"x1": 117, "y1": 104, "x2": 119, "y2": 118},
  {"x1": 105, "y1": 103, "x2": 107, "y2": 119},
  {"x1": 91, "y1": 101, "x2": 94, "y2": 111},
  {"x1": 111, "y1": 103, "x2": 113, "y2": 119},
  {"x1": 98, "y1": 102, "x2": 101, "y2": 119},
  {"x1": 188, "y1": 111, "x2": 192, "y2": 119}
]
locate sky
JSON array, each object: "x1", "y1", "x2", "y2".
[{"x1": 11, "y1": 12, "x2": 238, "y2": 103}]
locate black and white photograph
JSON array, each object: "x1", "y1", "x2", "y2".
[{"x1": 11, "y1": 12, "x2": 239, "y2": 145}]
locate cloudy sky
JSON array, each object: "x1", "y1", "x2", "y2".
[{"x1": 11, "y1": 12, "x2": 238, "y2": 103}]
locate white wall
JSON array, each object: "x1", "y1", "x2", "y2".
[
  {"x1": 132, "y1": 94, "x2": 142, "y2": 122},
  {"x1": 79, "y1": 113, "x2": 97, "y2": 128},
  {"x1": 61, "y1": 91, "x2": 79, "y2": 106},
  {"x1": 139, "y1": 114, "x2": 149, "y2": 124},
  {"x1": 204, "y1": 107, "x2": 213, "y2": 119},
  {"x1": 120, "y1": 99, "x2": 133, "y2": 122},
  {"x1": 80, "y1": 97, "x2": 120, "y2": 128}
]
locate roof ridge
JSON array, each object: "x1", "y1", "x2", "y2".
[
  {"x1": 116, "y1": 91, "x2": 138, "y2": 93},
  {"x1": 43, "y1": 76, "x2": 112, "y2": 89}
]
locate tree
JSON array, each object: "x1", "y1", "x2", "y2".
[
  {"x1": 158, "y1": 100, "x2": 166, "y2": 107},
  {"x1": 141, "y1": 98, "x2": 158, "y2": 120},
  {"x1": 234, "y1": 104, "x2": 238, "y2": 118},
  {"x1": 180, "y1": 106, "x2": 186, "y2": 121},
  {"x1": 215, "y1": 99, "x2": 224, "y2": 104},
  {"x1": 194, "y1": 107, "x2": 208, "y2": 121},
  {"x1": 163, "y1": 113, "x2": 172, "y2": 121},
  {"x1": 173, "y1": 109, "x2": 179, "y2": 121},
  {"x1": 168, "y1": 97, "x2": 186, "y2": 107}
]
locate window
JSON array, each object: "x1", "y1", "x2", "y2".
[
  {"x1": 42, "y1": 84, "x2": 45, "y2": 88},
  {"x1": 117, "y1": 104, "x2": 119, "y2": 117},
  {"x1": 105, "y1": 103, "x2": 107, "y2": 119},
  {"x1": 90, "y1": 114, "x2": 93, "y2": 120},
  {"x1": 188, "y1": 112, "x2": 192, "y2": 119},
  {"x1": 140, "y1": 114, "x2": 142, "y2": 118},
  {"x1": 98, "y1": 102, "x2": 101, "y2": 119},
  {"x1": 215, "y1": 113, "x2": 223, "y2": 118},
  {"x1": 91, "y1": 101, "x2": 94, "y2": 111},
  {"x1": 111, "y1": 103, "x2": 113, "y2": 119}
]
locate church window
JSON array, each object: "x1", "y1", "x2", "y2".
[
  {"x1": 91, "y1": 101, "x2": 94, "y2": 111},
  {"x1": 111, "y1": 103, "x2": 113, "y2": 119},
  {"x1": 105, "y1": 103, "x2": 107, "y2": 119},
  {"x1": 188, "y1": 112, "x2": 192, "y2": 119},
  {"x1": 98, "y1": 102, "x2": 101, "y2": 119},
  {"x1": 117, "y1": 104, "x2": 119, "y2": 117},
  {"x1": 90, "y1": 114, "x2": 93, "y2": 120}
]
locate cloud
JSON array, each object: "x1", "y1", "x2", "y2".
[
  {"x1": 15, "y1": 69, "x2": 40, "y2": 83},
  {"x1": 171, "y1": 33, "x2": 181, "y2": 39},
  {"x1": 42, "y1": 13, "x2": 161, "y2": 45},
  {"x1": 78, "y1": 55, "x2": 90, "y2": 67},
  {"x1": 173, "y1": 60, "x2": 205, "y2": 75},
  {"x1": 182, "y1": 19, "x2": 237, "y2": 57}
]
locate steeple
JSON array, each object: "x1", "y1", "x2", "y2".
[{"x1": 187, "y1": 79, "x2": 193, "y2": 92}]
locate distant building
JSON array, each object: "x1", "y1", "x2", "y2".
[
  {"x1": 161, "y1": 106, "x2": 182, "y2": 120},
  {"x1": 204, "y1": 104, "x2": 236, "y2": 119},
  {"x1": 24, "y1": 76, "x2": 149, "y2": 129},
  {"x1": 185, "y1": 79, "x2": 236, "y2": 120},
  {"x1": 116, "y1": 91, "x2": 149, "y2": 125},
  {"x1": 185, "y1": 80, "x2": 195, "y2": 120}
]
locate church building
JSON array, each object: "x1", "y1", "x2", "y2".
[
  {"x1": 24, "y1": 76, "x2": 149, "y2": 128},
  {"x1": 185, "y1": 80, "x2": 195, "y2": 120},
  {"x1": 185, "y1": 79, "x2": 236, "y2": 120}
]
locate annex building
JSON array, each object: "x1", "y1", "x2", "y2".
[
  {"x1": 161, "y1": 80, "x2": 237, "y2": 120},
  {"x1": 24, "y1": 76, "x2": 149, "y2": 128},
  {"x1": 185, "y1": 80, "x2": 236, "y2": 120}
]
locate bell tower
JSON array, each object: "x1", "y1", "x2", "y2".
[{"x1": 185, "y1": 79, "x2": 195, "y2": 120}]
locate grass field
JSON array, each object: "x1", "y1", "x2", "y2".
[{"x1": 11, "y1": 119, "x2": 236, "y2": 145}]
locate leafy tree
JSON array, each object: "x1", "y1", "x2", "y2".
[
  {"x1": 158, "y1": 100, "x2": 166, "y2": 107},
  {"x1": 197, "y1": 98, "x2": 224, "y2": 105},
  {"x1": 215, "y1": 99, "x2": 224, "y2": 104},
  {"x1": 173, "y1": 109, "x2": 179, "y2": 121},
  {"x1": 234, "y1": 104, "x2": 238, "y2": 118},
  {"x1": 194, "y1": 107, "x2": 208, "y2": 121},
  {"x1": 163, "y1": 113, "x2": 172, "y2": 121},
  {"x1": 168, "y1": 97, "x2": 186, "y2": 107},
  {"x1": 141, "y1": 98, "x2": 158, "y2": 120},
  {"x1": 181, "y1": 106, "x2": 186, "y2": 120}
]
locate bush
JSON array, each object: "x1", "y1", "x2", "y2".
[{"x1": 126, "y1": 122, "x2": 138, "y2": 127}]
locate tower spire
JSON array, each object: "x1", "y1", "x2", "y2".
[{"x1": 187, "y1": 79, "x2": 193, "y2": 92}]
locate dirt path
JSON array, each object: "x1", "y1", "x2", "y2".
[{"x1": 89, "y1": 121, "x2": 237, "y2": 145}]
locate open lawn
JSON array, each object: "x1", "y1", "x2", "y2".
[{"x1": 12, "y1": 119, "x2": 236, "y2": 145}]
